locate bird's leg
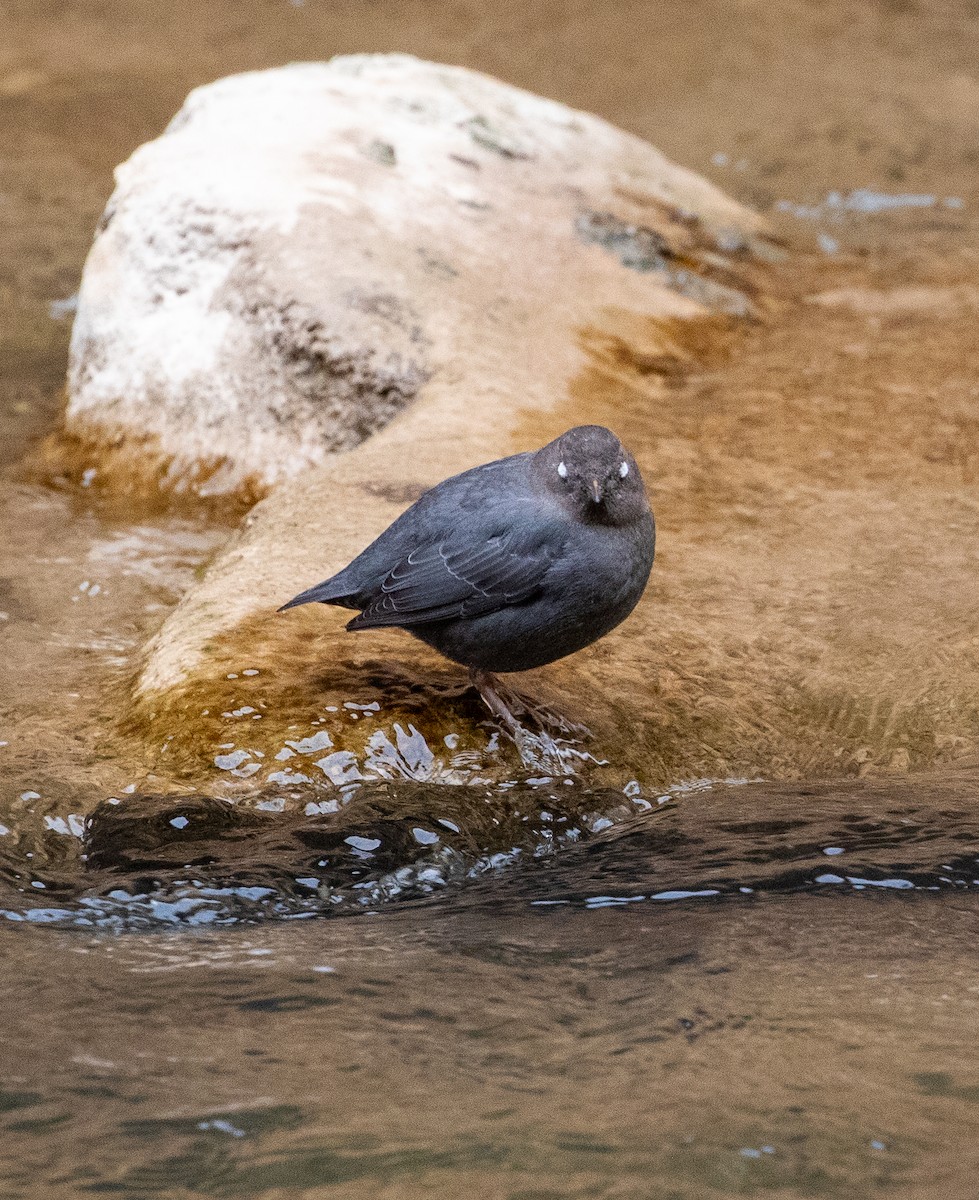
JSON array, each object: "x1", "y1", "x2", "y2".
[
  {"x1": 467, "y1": 669, "x2": 590, "y2": 740},
  {"x1": 469, "y1": 669, "x2": 593, "y2": 776},
  {"x1": 468, "y1": 668, "x2": 526, "y2": 737}
]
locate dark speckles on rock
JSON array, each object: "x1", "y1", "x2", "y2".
[
  {"x1": 360, "y1": 480, "x2": 429, "y2": 506},
  {"x1": 261, "y1": 299, "x2": 430, "y2": 446},
  {"x1": 457, "y1": 197, "x2": 492, "y2": 213},
  {"x1": 346, "y1": 290, "x2": 418, "y2": 328},
  {"x1": 576, "y1": 210, "x2": 673, "y2": 272},
  {"x1": 96, "y1": 202, "x2": 116, "y2": 234},
  {"x1": 416, "y1": 250, "x2": 459, "y2": 279},
  {"x1": 576, "y1": 210, "x2": 758, "y2": 318},
  {"x1": 365, "y1": 139, "x2": 397, "y2": 166},
  {"x1": 464, "y1": 116, "x2": 534, "y2": 161}
]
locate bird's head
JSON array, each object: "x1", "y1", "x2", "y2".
[{"x1": 533, "y1": 425, "x2": 649, "y2": 525}]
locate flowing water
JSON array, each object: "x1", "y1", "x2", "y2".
[{"x1": 3, "y1": 1, "x2": 979, "y2": 1196}]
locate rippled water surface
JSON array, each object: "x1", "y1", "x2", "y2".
[
  {"x1": 4, "y1": 0, "x2": 979, "y2": 1195},
  {"x1": 4, "y1": 780, "x2": 979, "y2": 1199}
]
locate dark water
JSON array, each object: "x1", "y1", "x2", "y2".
[{"x1": 4, "y1": 769, "x2": 979, "y2": 931}]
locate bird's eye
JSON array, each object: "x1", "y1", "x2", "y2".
[
  {"x1": 619, "y1": 461, "x2": 630, "y2": 478},
  {"x1": 557, "y1": 461, "x2": 568, "y2": 479}
]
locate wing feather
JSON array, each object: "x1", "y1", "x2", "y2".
[{"x1": 346, "y1": 530, "x2": 558, "y2": 630}]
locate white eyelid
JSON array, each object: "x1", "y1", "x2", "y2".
[
  {"x1": 619, "y1": 461, "x2": 630, "y2": 478},
  {"x1": 557, "y1": 461, "x2": 568, "y2": 479}
]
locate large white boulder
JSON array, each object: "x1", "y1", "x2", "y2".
[{"x1": 64, "y1": 54, "x2": 767, "y2": 498}]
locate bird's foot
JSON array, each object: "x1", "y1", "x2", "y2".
[
  {"x1": 468, "y1": 668, "x2": 526, "y2": 738},
  {"x1": 517, "y1": 698, "x2": 591, "y2": 741},
  {"x1": 465, "y1": 672, "x2": 587, "y2": 753}
]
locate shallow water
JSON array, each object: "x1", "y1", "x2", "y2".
[{"x1": 3, "y1": 0, "x2": 979, "y2": 1195}]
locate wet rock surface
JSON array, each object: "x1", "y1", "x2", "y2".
[{"x1": 124, "y1": 243, "x2": 979, "y2": 797}]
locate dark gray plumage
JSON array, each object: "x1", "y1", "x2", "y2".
[{"x1": 280, "y1": 425, "x2": 655, "y2": 731}]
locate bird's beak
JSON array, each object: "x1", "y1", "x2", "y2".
[{"x1": 589, "y1": 479, "x2": 603, "y2": 504}]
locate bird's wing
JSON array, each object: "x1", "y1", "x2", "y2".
[{"x1": 347, "y1": 529, "x2": 559, "y2": 630}]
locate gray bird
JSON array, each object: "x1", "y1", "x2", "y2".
[{"x1": 280, "y1": 425, "x2": 655, "y2": 734}]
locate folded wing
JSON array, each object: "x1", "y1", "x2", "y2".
[{"x1": 347, "y1": 530, "x2": 557, "y2": 630}]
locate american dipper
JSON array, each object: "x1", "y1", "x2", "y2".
[{"x1": 280, "y1": 425, "x2": 655, "y2": 733}]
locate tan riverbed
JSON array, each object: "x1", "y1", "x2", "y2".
[{"x1": 2, "y1": 1, "x2": 979, "y2": 1197}]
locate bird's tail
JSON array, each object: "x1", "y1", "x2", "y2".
[{"x1": 277, "y1": 574, "x2": 358, "y2": 612}]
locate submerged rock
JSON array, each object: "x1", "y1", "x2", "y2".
[{"x1": 59, "y1": 54, "x2": 767, "y2": 500}]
